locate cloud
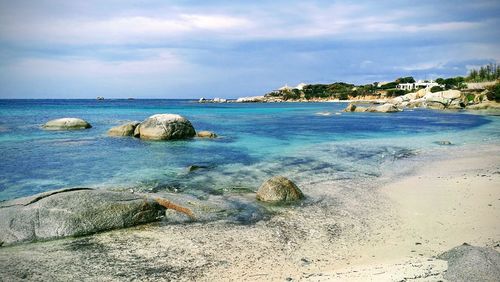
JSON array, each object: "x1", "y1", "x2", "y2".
[
  {"x1": 0, "y1": 14, "x2": 252, "y2": 45},
  {"x1": 0, "y1": 0, "x2": 499, "y2": 98}
]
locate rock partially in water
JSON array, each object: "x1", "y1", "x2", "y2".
[
  {"x1": 0, "y1": 188, "x2": 165, "y2": 246},
  {"x1": 107, "y1": 122, "x2": 140, "y2": 137},
  {"x1": 187, "y1": 165, "x2": 208, "y2": 172},
  {"x1": 42, "y1": 118, "x2": 92, "y2": 130},
  {"x1": 437, "y1": 243, "x2": 500, "y2": 282},
  {"x1": 344, "y1": 103, "x2": 357, "y2": 112},
  {"x1": 256, "y1": 176, "x2": 304, "y2": 204},
  {"x1": 135, "y1": 114, "x2": 196, "y2": 141},
  {"x1": 344, "y1": 103, "x2": 400, "y2": 113},
  {"x1": 436, "y1": 140, "x2": 452, "y2": 145},
  {"x1": 196, "y1": 131, "x2": 217, "y2": 138},
  {"x1": 366, "y1": 103, "x2": 400, "y2": 113}
]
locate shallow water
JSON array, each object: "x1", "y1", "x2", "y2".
[{"x1": 0, "y1": 99, "x2": 498, "y2": 201}]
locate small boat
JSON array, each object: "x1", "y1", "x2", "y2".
[{"x1": 96, "y1": 96, "x2": 104, "y2": 100}]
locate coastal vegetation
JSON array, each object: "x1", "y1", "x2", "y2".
[
  {"x1": 466, "y1": 63, "x2": 500, "y2": 82},
  {"x1": 264, "y1": 64, "x2": 499, "y2": 102}
]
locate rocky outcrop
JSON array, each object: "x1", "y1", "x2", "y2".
[
  {"x1": 196, "y1": 131, "x2": 217, "y2": 138},
  {"x1": 42, "y1": 118, "x2": 92, "y2": 130},
  {"x1": 344, "y1": 103, "x2": 400, "y2": 113},
  {"x1": 236, "y1": 96, "x2": 266, "y2": 103},
  {"x1": 390, "y1": 90, "x2": 469, "y2": 110},
  {"x1": 135, "y1": 114, "x2": 196, "y2": 141},
  {"x1": 466, "y1": 101, "x2": 500, "y2": 110},
  {"x1": 0, "y1": 188, "x2": 166, "y2": 246},
  {"x1": 438, "y1": 243, "x2": 500, "y2": 282},
  {"x1": 256, "y1": 176, "x2": 304, "y2": 204},
  {"x1": 107, "y1": 122, "x2": 140, "y2": 137}
]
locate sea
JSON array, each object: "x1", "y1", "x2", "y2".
[{"x1": 0, "y1": 99, "x2": 499, "y2": 201}]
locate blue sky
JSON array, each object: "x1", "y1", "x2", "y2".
[{"x1": 0, "y1": 0, "x2": 499, "y2": 98}]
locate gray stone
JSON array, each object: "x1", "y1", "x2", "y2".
[
  {"x1": 344, "y1": 103, "x2": 357, "y2": 112},
  {"x1": 42, "y1": 118, "x2": 92, "y2": 130},
  {"x1": 107, "y1": 122, "x2": 140, "y2": 137},
  {"x1": 366, "y1": 103, "x2": 400, "y2": 113},
  {"x1": 438, "y1": 243, "x2": 500, "y2": 282},
  {"x1": 197, "y1": 131, "x2": 217, "y2": 138},
  {"x1": 425, "y1": 101, "x2": 446, "y2": 110},
  {"x1": 0, "y1": 188, "x2": 165, "y2": 246},
  {"x1": 256, "y1": 176, "x2": 304, "y2": 203},
  {"x1": 135, "y1": 114, "x2": 196, "y2": 140}
]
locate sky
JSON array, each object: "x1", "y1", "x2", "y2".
[{"x1": 0, "y1": 0, "x2": 499, "y2": 99}]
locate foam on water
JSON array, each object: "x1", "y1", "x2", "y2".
[{"x1": 0, "y1": 99, "x2": 498, "y2": 201}]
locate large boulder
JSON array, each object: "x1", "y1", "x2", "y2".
[
  {"x1": 438, "y1": 244, "x2": 500, "y2": 282},
  {"x1": 256, "y1": 176, "x2": 304, "y2": 203},
  {"x1": 344, "y1": 103, "x2": 368, "y2": 112},
  {"x1": 107, "y1": 122, "x2": 140, "y2": 137},
  {"x1": 0, "y1": 188, "x2": 165, "y2": 246},
  {"x1": 366, "y1": 103, "x2": 400, "y2": 113},
  {"x1": 135, "y1": 114, "x2": 196, "y2": 140},
  {"x1": 42, "y1": 118, "x2": 91, "y2": 130}
]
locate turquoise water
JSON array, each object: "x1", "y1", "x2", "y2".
[{"x1": 0, "y1": 99, "x2": 498, "y2": 201}]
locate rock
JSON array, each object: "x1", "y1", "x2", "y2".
[
  {"x1": 0, "y1": 188, "x2": 166, "y2": 246},
  {"x1": 42, "y1": 118, "x2": 92, "y2": 130},
  {"x1": 256, "y1": 176, "x2": 304, "y2": 203},
  {"x1": 236, "y1": 96, "x2": 266, "y2": 103},
  {"x1": 366, "y1": 103, "x2": 400, "y2": 113},
  {"x1": 197, "y1": 131, "x2": 217, "y2": 138},
  {"x1": 426, "y1": 101, "x2": 446, "y2": 110},
  {"x1": 213, "y1": 98, "x2": 227, "y2": 103},
  {"x1": 415, "y1": 88, "x2": 428, "y2": 98},
  {"x1": 436, "y1": 140, "x2": 452, "y2": 145},
  {"x1": 441, "y1": 90, "x2": 462, "y2": 99},
  {"x1": 344, "y1": 103, "x2": 357, "y2": 112},
  {"x1": 107, "y1": 122, "x2": 140, "y2": 137},
  {"x1": 407, "y1": 99, "x2": 425, "y2": 108},
  {"x1": 466, "y1": 102, "x2": 500, "y2": 110},
  {"x1": 438, "y1": 243, "x2": 500, "y2": 282},
  {"x1": 187, "y1": 165, "x2": 208, "y2": 172},
  {"x1": 135, "y1": 114, "x2": 196, "y2": 140}
]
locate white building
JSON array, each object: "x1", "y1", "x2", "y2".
[
  {"x1": 396, "y1": 80, "x2": 440, "y2": 91},
  {"x1": 275, "y1": 83, "x2": 308, "y2": 92}
]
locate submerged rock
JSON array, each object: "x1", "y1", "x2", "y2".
[
  {"x1": 135, "y1": 114, "x2": 196, "y2": 141},
  {"x1": 0, "y1": 188, "x2": 165, "y2": 246},
  {"x1": 107, "y1": 122, "x2": 140, "y2": 137},
  {"x1": 196, "y1": 131, "x2": 217, "y2": 138},
  {"x1": 256, "y1": 176, "x2": 304, "y2": 204},
  {"x1": 436, "y1": 140, "x2": 452, "y2": 145},
  {"x1": 438, "y1": 243, "x2": 500, "y2": 282},
  {"x1": 42, "y1": 118, "x2": 92, "y2": 130},
  {"x1": 187, "y1": 165, "x2": 208, "y2": 172}
]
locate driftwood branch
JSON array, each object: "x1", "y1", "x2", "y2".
[{"x1": 155, "y1": 198, "x2": 196, "y2": 220}]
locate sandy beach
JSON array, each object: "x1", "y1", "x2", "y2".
[{"x1": 0, "y1": 143, "x2": 499, "y2": 281}]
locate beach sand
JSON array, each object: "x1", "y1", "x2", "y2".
[{"x1": 0, "y1": 145, "x2": 498, "y2": 281}]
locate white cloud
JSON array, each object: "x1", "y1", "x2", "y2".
[{"x1": 0, "y1": 14, "x2": 252, "y2": 44}]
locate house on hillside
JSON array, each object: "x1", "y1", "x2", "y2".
[
  {"x1": 273, "y1": 83, "x2": 308, "y2": 93},
  {"x1": 396, "y1": 80, "x2": 440, "y2": 91}
]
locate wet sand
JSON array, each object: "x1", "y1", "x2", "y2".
[{"x1": 0, "y1": 145, "x2": 498, "y2": 281}]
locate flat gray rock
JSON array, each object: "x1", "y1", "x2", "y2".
[
  {"x1": 438, "y1": 243, "x2": 500, "y2": 282},
  {"x1": 0, "y1": 188, "x2": 165, "y2": 246}
]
